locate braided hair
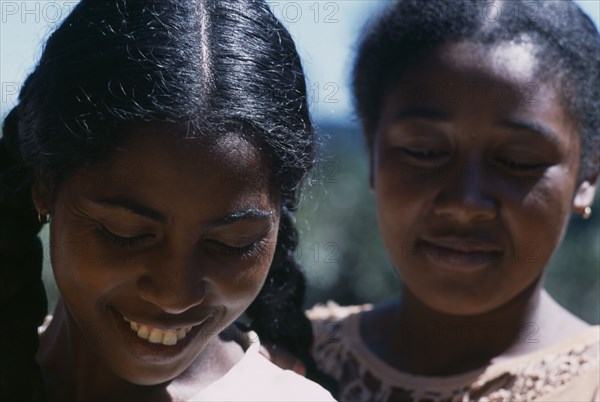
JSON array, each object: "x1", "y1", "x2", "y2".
[
  {"x1": 0, "y1": 0, "x2": 325, "y2": 399},
  {"x1": 1, "y1": 107, "x2": 48, "y2": 401}
]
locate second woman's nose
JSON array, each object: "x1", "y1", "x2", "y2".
[{"x1": 433, "y1": 158, "x2": 498, "y2": 223}]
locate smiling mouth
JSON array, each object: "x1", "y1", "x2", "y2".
[{"x1": 122, "y1": 316, "x2": 192, "y2": 346}]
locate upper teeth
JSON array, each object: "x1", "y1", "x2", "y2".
[{"x1": 123, "y1": 316, "x2": 192, "y2": 346}]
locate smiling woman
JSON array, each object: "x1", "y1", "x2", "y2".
[
  {"x1": 39, "y1": 130, "x2": 283, "y2": 386},
  {"x1": 0, "y1": 0, "x2": 334, "y2": 401}
]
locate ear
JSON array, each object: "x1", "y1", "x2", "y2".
[
  {"x1": 31, "y1": 177, "x2": 52, "y2": 215},
  {"x1": 572, "y1": 176, "x2": 598, "y2": 216}
]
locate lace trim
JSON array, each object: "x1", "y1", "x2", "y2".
[{"x1": 310, "y1": 305, "x2": 600, "y2": 402}]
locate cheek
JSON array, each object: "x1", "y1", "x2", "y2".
[
  {"x1": 503, "y1": 167, "x2": 576, "y2": 262},
  {"x1": 374, "y1": 160, "x2": 437, "y2": 228},
  {"x1": 211, "y1": 236, "x2": 278, "y2": 309},
  {"x1": 49, "y1": 218, "x2": 133, "y2": 308}
]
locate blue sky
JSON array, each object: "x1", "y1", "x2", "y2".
[{"x1": 1, "y1": 0, "x2": 598, "y2": 124}]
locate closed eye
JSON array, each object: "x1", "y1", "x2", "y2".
[
  {"x1": 401, "y1": 147, "x2": 449, "y2": 159},
  {"x1": 497, "y1": 158, "x2": 548, "y2": 171},
  {"x1": 100, "y1": 226, "x2": 153, "y2": 248},
  {"x1": 203, "y1": 239, "x2": 263, "y2": 257}
]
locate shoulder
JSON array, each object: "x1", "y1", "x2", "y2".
[
  {"x1": 307, "y1": 301, "x2": 371, "y2": 355},
  {"x1": 306, "y1": 302, "x2": 375, "y2": 397},
  {"x1": 478, "y1": 325, "x2": 600, "y2": 402},
  {"x1": 189, "y1": 331, "x2": 335, "y2": 401}
]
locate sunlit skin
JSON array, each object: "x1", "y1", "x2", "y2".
[
  {"x1": 360, "y1": 41, "x2": 598, "y2": 375},
  {"x1": 34, "y1": 126, "x2": 281, "y2": 401}
]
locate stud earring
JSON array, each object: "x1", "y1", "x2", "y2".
[{"x1": 582, "y1": 206, "x2": 592, "y2": 220}]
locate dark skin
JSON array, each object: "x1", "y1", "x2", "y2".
[
  {"x1": 34, "y1": 127, "x2": 281, "y2": 401},
  {"x1": 362, "y1": 40, "x2": 597, "y2": 376}
]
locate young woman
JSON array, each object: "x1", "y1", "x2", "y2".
[
  {"x1": 0, "y1": 0, "x2": 334, "y2": 400},
  {"x1": 308, "y1": 1, "x2": 600, "y2": 400}
]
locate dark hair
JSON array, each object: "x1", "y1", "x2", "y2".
[
  {"x1": 0, "y1": 0, "x2": 323, "y2": 399},
  {"x1": 353, "y1": 0, "x2": 600, "y2": 182}
]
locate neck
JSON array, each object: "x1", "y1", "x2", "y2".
[
  {"x1": 37, "y1": 300, "x2": 245, "y2": 401},
  {"x1": 376, "y1": 280, "x2": 588, "y2": 376}
]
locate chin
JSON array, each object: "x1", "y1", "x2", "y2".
[
  {"x1": 111, "y1": 361, "x2": 184, "y2": 386},
  {"x1": 411, "y1": 284, "x2": 508, "y2": 317},
  {"x1": 428, "y1": 299, "x2": 499, "y2": 316}
]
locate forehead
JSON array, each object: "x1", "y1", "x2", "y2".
[
  {"x1": 109, "y1": 127, "x2": 264, "y2": 178},
  {"x1": 384, "y1": 40, "x2": 572, "y2": 123},
  {"x1": 374, "y1": 40, "x2": 580, "y2": 155},
  {"x1": 436, "y1": 40, "x2": 539, "y2": 84},
  {"x1": 394, "y1": 40, "x2": 553, "y2": 106},
  {"x1": 65, "y1": 127, "x2": 276, "y2": 220}
]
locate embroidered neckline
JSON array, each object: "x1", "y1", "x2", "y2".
[
  {"x1": 341, "y1": 312, "x2": 600, "y2": 389},
  {"x1": 311, "y1": 304, "x2": 600, "y2": 402}
]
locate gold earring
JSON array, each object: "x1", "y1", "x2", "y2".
[
  {"x1": 582, "y1": 206, "x2": 592, "y2": 220},
  {"x1": 37, "y1": 212, "x2": 49, "y2": 225}
]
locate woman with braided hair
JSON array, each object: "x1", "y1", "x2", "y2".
[{"x1": 0, "y1": 0, "x2": 334, "y2": 400}]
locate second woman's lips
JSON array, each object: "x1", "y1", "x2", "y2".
[
  {"x1": 421, "y1": 236, "x2": 502, "y2": 253},
  {"x1": 418, "y1": 236, "x2": 502, "y2": 270}
]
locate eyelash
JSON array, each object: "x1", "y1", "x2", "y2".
[
  {"x1": 100, "y1": 227, "x2": 148, "y2": 248},
  {"x1": 401, "y1": 148, "x2": 449, "y2": 159},
  {"x1": 497, "y1": 158, "x2": 546, "y2": 171},
  {"x1": 206, "y1": 239, "x2": 263, "y2": 258},
  {"x1": 401, "y1": 147, "x2": 546, "y2": 172}
]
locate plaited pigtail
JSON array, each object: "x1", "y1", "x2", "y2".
[
  {"x1": 0, "y1": 107, "x2": 48, "y2": 401},
  {"x1": 246, "y1": 204, "x2": 339, "y2": 396}
]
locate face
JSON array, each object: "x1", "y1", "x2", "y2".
[
  {"x1": 42, "y1": 127, "x2": 280, "y2": 384},
  {"x1": 371, "y1": 41, "x2": 596, "y2": 315}
]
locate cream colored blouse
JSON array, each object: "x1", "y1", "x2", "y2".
[
  {"x1": 39, "y1": 316, "x2": 335, "y2": 401},
  {"x1": 309, "y1": 303, "x2": 600, "y2": 402}
]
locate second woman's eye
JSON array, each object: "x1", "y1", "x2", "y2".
[
  {"x1": 496, "y1": 157, "x2": 548, "y2": 171},
  {"x1": 401, "y1": 148, "x2": 448, "y2": 158}
]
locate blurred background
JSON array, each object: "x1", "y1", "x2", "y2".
[{"x1": 1, "y1": 0, "x2": 599, "y2": 323}]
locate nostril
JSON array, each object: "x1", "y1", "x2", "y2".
[
  {"x1": 433, "y1": 190, "x2": 497, "y2": 222},
  {"x1": 137, "y1": 275, "x2": 207, "y2": 314}
]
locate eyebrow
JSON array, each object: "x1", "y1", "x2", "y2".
[
  {"x1": 90, "y1": 198, "x2": 273, "y2": 226},
  {"x1": 217, "y1": 209, "x2": 274, "y2": 225},
  {"x1": 495, "y1": 118, "x2": 561, "y2": 146},
  {"x1": 92, "y1": 198, "x2": 167, "y2": 223}
]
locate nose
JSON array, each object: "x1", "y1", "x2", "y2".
[
  {"x1": 137, "y1": 249, "x2": 207, "y2": 314},
  {"x1": 433, "y1": 159, "x2": 497, "y2": 223}
]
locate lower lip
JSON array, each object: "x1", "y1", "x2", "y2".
[
  {"x1": 109, "y1": 307, "x2": 207, "y2": 363},
  {"x1": 418, "y1": 241, "x2": 501, "y2": 272}
]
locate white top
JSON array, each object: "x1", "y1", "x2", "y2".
[
  {"x1": 189, "y1": 331, "x2": 335, "y2": 401},
  {"x1": 39, "y1": 316, "x2": 335, "y2": 401}
]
